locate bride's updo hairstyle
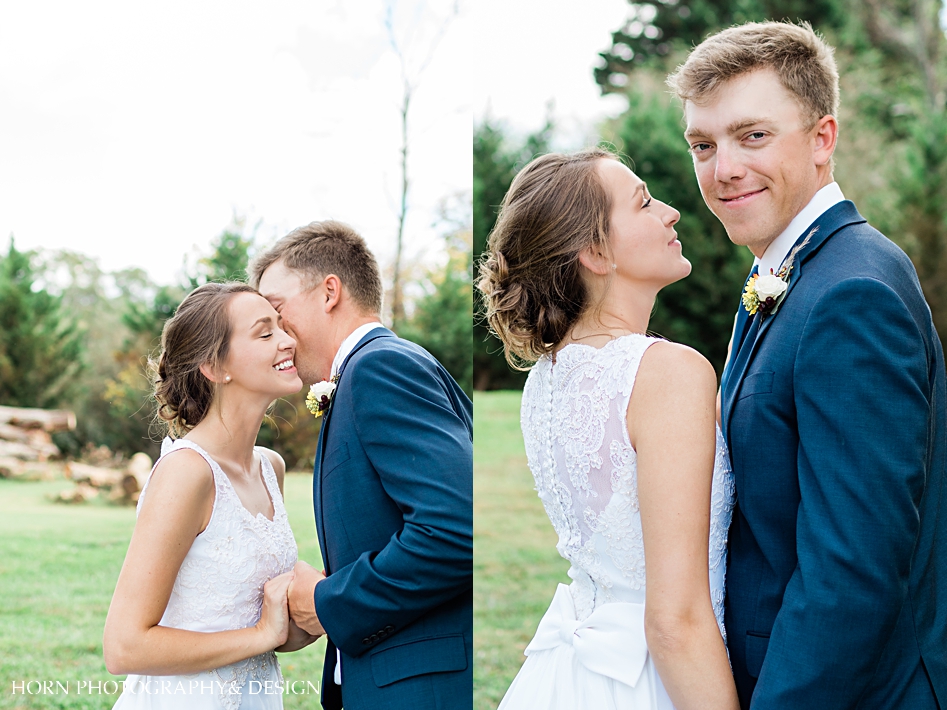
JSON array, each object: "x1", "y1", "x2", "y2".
[
  {"x1": 478, "y1": 147, "x2": 618, "y2": 369},
  {"x1": 152, "y1": 282, "x2": 258, "y2": 438}
]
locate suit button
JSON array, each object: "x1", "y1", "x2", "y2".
[
  {"x1": 361, "y1": 637, "x2": 371, "y2": 645},
  {"x1": 370, "y1": 634, "x2": 378, "y2": 643},
  {"x1": 378, "y1": 630, "x2": 388, "y2": 639},
  {"x1": 384, "y1": 625, "x2": 394, "y2": 632}
]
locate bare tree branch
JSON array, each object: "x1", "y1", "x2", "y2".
[{"x1": 385, "y1": 0, "x2": 460, "y2": 330}]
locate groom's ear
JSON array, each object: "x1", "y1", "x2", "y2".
[
  {"x1": 321, "y1": 274, "x2": 343, "y2": 313},
  {"x1": 578, "y1": 243, "x2": 612, "y2": 276},
  {"x1": 811, "y1": 114, "x2": 838, "y2": 167}
]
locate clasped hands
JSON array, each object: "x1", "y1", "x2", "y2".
[{"x1": 256, "y1": 560, "x2": 327, "y2": 652}]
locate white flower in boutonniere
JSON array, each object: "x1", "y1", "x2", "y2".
[
  {"x1": 305, "y1": 375, "x2": 340, "y2": 419},
  {"x1": 755, "y1": 273, "x2": 789, "y2": 301},
  {"x1": 742, "y1": 268, "x2": 791, "y2": 316}
]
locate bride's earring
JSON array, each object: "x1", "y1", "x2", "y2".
[
  {"x1": 611, "y1": 263, "x2": 617, "y2": 270},
  {"x1": 224, "y1": 375, "x2": 231, "y2": 383}
]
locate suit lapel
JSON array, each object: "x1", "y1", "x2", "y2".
[
  {"x1": 335, "y1": 327, "x2": 395, "y2": 381},
  {"x1": 723, "y1": 201, "x2": 866, "y2": 443},
  {"x1": 313, "y1": 398, "x2": 332, "y2": 570},
  {"x1": 312, "y1": 327, "x2": 395, "y2": 573},
  {"x1": 720, "y1": 266, "x2": 759, "y2": 400}
]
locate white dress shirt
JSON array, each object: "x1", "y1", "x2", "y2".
[
  {"x1": 326, "y1": 320, "x2": 384, "y2": 685},
  {"x1": 330, "y1": 321, "x2": 386, "y2": 379},
  {"x1": 755, "y1": 182, "x2": 845, "y2": 276}
]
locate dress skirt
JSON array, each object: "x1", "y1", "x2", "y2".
[{"x1": 496, "y1": 584, "x2": 675, "y2": 710}]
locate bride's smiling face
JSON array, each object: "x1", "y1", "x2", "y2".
[
  {"x1": 596, "y1": 159, "x2": 690, "y2": 288},
  {"x1": 217, "y1": 292, "x2": 302, "y2": 398}
]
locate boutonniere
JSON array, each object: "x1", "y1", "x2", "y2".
[
  {"x1": 742, "y1": 227, "x2": 817, "y2": 318},
  {"x1": 742, "y1": 268, "x2": 790, "y2": 316},
  {"x1": 305, "y1": 374, "x2": 340, "y2": 419}
]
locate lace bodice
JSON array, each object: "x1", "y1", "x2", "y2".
[
  {"x1": 132, "y1": 438, "x2": 298, "y2": 709},
  {"x1": 520, "y1": 335, "x2": 734, "y2": 637}
]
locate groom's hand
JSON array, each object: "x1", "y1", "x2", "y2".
[{"x1": 287, "y1": 560, "x2": 326, "y2": 636}]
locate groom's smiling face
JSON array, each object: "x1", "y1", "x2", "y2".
[
  {"x1": 258, "y1": 259, "x2": 331, "y2": 385},
  {"x1": 683, "y1": 69, "x2": 836, "y2": 257}
]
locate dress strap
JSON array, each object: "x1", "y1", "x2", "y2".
[
  {"x1": 254, "y1": 447, "x2": 287, "y2": 516},
  {"x1": 137, "y1": 437, "x2": 222, "y2": 516},
  {"x1": 160, "y1": 437, "x2": 217, "y2": 468}
]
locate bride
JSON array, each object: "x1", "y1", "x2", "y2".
[
  {"x1": 478, "y1": 149, "x2": 739, "y2": 709},
  {"x1": 104, "y1": 282, "x2": 319, "y2": 709}
]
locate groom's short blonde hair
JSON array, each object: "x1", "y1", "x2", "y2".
[
  {"x1": 248, "y1": 220, "x2": 383, "y2": 315},
  {"x1": 667, "y1": 21, "x2": 839, "y2": 129}
]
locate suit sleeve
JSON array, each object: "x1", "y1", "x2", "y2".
[
  {"x1": 313, "y1": 346, "x2": 473, "y2": 657},
  {"x1": 751, "y1": 277, "x2": 932, "y2": 707}
]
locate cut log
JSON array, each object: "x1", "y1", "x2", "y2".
[
  {"x1": 51, "y1": 483, "x2": 98, "y2": 504},
  {"x1": 65, "y1": 462, "x2": 125, "y2": 488},
  {"x1": 127, "y1": 452, "x2": 153, "y2": 488},
  {"x1": 0, "y1": 405, "x2": 76, "y2": 432},
  {"x1": 1, "y1": 438, "x2": 58, "y2": 461},
  {"x1": 120, "y1": 473, "x2": 140, "y2": 497},
  {"x1": 0, "y1": 440, "x2": 43, "y2": 461},
  {"x1": 0, "y1": 425, "x2": 60, "y2": 460},
  {"x1": 0, "y1": 423, "x2": 31, "y2": 443},
  {"x1": 0, "y1": 457, "x2": 25, "y2": 478},
  {"x1": 106, "y1": 475, "x2": 142, "y2": 506},
  {"x1": 1, "y1": 460, "x2": 64, "y2": 481},
  {"x1": 61, "y1": 457, "x2": 148, "y2": 506}
]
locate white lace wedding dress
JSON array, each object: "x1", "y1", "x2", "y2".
[
  {"x1": 112, "y1": 439, "x2": 298, "y2": 710},
  {"x1": 498, "y1": 334, "x2": 734, "y2": 710}
]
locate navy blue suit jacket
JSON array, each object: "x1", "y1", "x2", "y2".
[
  {"x1": 311, "y1": 328, "x2": 473, "y2": 710},
  {"x1": 721, "y1": 201, "x2": 947, "y2": 708}
]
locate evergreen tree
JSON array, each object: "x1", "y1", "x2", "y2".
[
  {"x1": 593, "y1": 0, "x2": 847, "y2": 94},
  {"x1": 187, "y1": 225, "x2": 255, "y2": 288},
  {"x1": 473, "y1": 118, "x2": 553, "y2": 390},
  {"x1": 400, "y1": 226, "x2": 474, "y2": 397},
  {"x1": 0, "y1": 238, "x2": 84, "y2": 408}
]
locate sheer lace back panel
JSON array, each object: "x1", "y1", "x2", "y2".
[
  {"x1": 133, "y1": 438, "x2": 299, "y2": 707},
  {"x1": 520, "y1": 335, "x2": 733, "y2": 634}
]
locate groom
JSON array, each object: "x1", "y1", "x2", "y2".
[
  {"x1": 250, "y1": 221, "x2": 473, "y2": 710},
  {"x1": 670, "y1": 22, "x2": 947, "y2": 708}
]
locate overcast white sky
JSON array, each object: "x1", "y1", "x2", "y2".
[
  {"x1": 0, "y1": 0, "x2": 471, "y2": 285},
  {"x1": 473, "y1": 0, "x2": 630, "y2": 147}
]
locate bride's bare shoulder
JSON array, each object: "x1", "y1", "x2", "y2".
[
  {"x1": 626, "y1": 340, "x2": 717, "y2": 451},
  {"x1": 633, "y1": 341, "x2": 717, "y2": 406}
]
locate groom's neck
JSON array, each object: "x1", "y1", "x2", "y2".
[{"x1": 324, "y1": 312, "x2": 384, "y2": 377}]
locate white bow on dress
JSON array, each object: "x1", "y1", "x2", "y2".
[{"x1": 524, "y1": 583, "x2": 650, "y2": 690}]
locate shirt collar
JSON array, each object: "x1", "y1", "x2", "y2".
[
  {"x1": 755, "y1": 182, "x2": 845, "y2": 276},
  {"x1": 330, "y1": 322, "x2": 385, "y2": 379}
]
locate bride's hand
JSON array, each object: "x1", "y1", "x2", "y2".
[
  {"x1": 255, "y1": 570, "x2": 295, "y2": 649},
  {"x1": 274, "y1": 618, "x2": 321, "y2": 653}
]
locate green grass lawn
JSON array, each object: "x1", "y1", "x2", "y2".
[
  {"x1": 2, "y1": 393, "x2": 566, "y2": 709},
  {"x1": 473, "y1": 391, "x2": 569, "y2": 710},
  {"x1": 0, "y1": 472, "x2": 326, "y2": 709}
]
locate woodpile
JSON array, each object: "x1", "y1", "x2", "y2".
[
  {"x1": 0, "y1": 404, "x2": 153, "y2": 505},
  {"x1": 0, "y1": 404, "x2": 73, "y2": 480}
]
